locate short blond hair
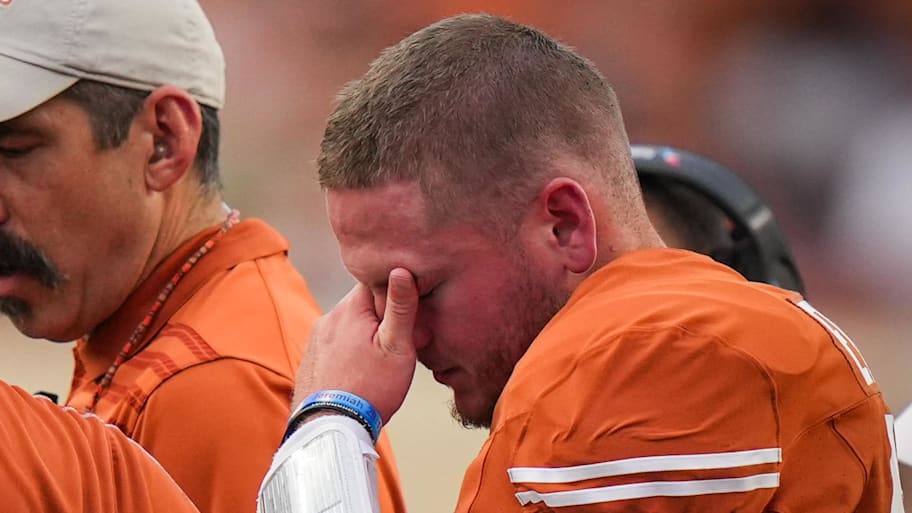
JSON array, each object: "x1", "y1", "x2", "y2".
[{"x1": 318, "y1": 14, "x2": 635, "y2": 232}]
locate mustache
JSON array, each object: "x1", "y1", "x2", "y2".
[{"x1": 0, "y1": 230, "x2": 64, "y2": 289}]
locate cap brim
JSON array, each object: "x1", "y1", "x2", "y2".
[{"x1": 0, "y1": 55, "x2": 79, "y2": 122}]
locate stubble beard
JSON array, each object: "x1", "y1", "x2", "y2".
[{"x1": 450, "y1": 262, "x2": 569, "y2": 430}]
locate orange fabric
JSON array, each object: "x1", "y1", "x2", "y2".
[
  {"x1": 0, "y1": 381, "x2": 199, "y2": 512},
  {"x1": 456, "y1": 249, "x2": 897, "y2": 512},
  {"x1": 66, "y1": 219, "x2": 406, "y2": 513}
]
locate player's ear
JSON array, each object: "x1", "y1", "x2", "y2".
[
  {"x1": 529, "y1": 177, "x2": 597, "y2": 274},
  {"x1": 134, "y1": 85, "x2": 202, "y2": 192}
]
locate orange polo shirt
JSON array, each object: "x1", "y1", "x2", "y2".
[
  {"x1": 456, "y1": 249, "x2": 899, "y2": 512},
  {"x1": 0, "y1": 381, "x2": 199, "y2": 512},
  {"x1": 66, "y1": 219, "x2": 405, "y2": 513}
]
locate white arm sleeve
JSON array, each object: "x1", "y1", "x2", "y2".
[
  {"x1": 257, "y1": 415, "x2": 380, "y2": 513},
  {"x1": 895, "y1": 404, "x2": 912, "y2": 466}
]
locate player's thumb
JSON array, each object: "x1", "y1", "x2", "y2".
[{"x1": 377, "y1": 268, "x2": 419, "y2": 356}]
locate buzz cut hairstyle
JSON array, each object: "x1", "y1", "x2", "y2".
[{"x1": 317, "y1": 13, "x2": 636, "y2": 232}]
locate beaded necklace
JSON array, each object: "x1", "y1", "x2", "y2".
[{"x1": 86, "y1": 209, "x2": 240, "y2": 413}]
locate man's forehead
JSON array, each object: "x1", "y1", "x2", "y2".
[
  {"x1": 325, "y1": 182, "x2": 474, "y2": 284},
  {"x1": 326, "y1": 182, "x2": 429, "y2": 240},
  {"x1": 0, "y1": 108, "x2": 40, "y2": 134},
  {"x1": 0, "y1": 96, "x2": 81, "y2": 134}
]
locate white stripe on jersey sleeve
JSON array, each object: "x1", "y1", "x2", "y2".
[
  {"x1": 795, "y1": 300, "x2": 875, "y2": 385},
  {"x1": 515, "y1": 472, "x2": 780, "y2": 507},
  {"x1": 508, "y1": 448, "x2": 781, "y2": 484},
  {"x1": 885, "y1": 415, "x2": 905, "y2": 513}
]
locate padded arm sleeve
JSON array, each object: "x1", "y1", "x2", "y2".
[{"x1": 258, "y1": 415, "x2": 381, "y2": 513}]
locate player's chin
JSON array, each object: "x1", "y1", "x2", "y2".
[
  {"x1": 2, "y1": 299, "x2": 80, "y2": 342},
  {"x1": 449, "y1": 390, "x2": 498, "y2": 430}
]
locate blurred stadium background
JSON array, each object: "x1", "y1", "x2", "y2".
[{"x1": 1, "y1": 1, "x2": 909, "y2": 510}]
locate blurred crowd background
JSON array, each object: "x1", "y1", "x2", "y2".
[{"x1": 1, "y1": 1, "x2": 909, "y2": 510}]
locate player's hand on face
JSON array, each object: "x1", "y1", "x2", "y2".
[{"x1": 294, "y1": 268, "x2": 419, "y2": 424}]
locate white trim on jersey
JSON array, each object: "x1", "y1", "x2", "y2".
[
  {"x1": 795, "y1": 300, "x2": 875, "y2": 385},
  {"x1": 885, "y1": 414, "x2": 906, "y2": 513},
  {"x1": 515, "y1": 473, "x2": 780, "y2": 507},
  {"x1": 508, "y1": 447, "x2": 781, "y2": 484}
]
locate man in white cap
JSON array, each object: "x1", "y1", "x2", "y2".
[{"x1": 0, "y1": 1, "x2": 405, "y2": 512}]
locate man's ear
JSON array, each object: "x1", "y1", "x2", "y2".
[
  {"x1": 135, "y1": 85, "x2": 202, "y2": 192},
  {"x1": 531, "y1": 177, "x2": 597, "y2": 274}
]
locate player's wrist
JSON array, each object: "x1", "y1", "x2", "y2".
[{"x1": 283, "y1": 390, "x2": 382, "y2": 444}]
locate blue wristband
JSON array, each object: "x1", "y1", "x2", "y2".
[{"x1": 284, "y1": 390, "x2": 382, "y2": 444}]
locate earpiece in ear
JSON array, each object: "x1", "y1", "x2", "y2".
[{"x1": 151, "y1": 142, "x2": 167, "y2": 163}]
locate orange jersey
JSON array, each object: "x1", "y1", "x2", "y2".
[
  {"x1": 0, "y1": 380, "x2": 199, "y2": 512},
  {"x1": 457, "y1": 249, "x2": 901, "y2": 512},
  {"x1": 67, "y1": 219, "x2": 406, "y2": 513}
]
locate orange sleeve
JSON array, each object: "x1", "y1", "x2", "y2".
[
  {"x1": 132, "y1": 358, "x2": 289, "y2": 513},
  {"x1": 375, "y1": 429, "x2": 409, "y2": 513},
  {"x1": 458, "y1": 327, "x2": 781, "y2": 512},
  {"x1": 0, "y1": 381, "x2": 198, "y2": 513}
]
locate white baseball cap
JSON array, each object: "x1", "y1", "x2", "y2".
[{"x1": 0, "y1": 0, "x2": 225, "y2": 123}]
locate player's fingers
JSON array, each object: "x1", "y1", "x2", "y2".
[{"x1": 377, "y1": 268, "x2": 418, "y2": 356}]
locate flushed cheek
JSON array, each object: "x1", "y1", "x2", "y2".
[
  {"x1": 420, "y1": 322, "x2": 468, "y2": 360},
  {"x1": 419, "y1": 300, "x2": 496, "y2": 363}
]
